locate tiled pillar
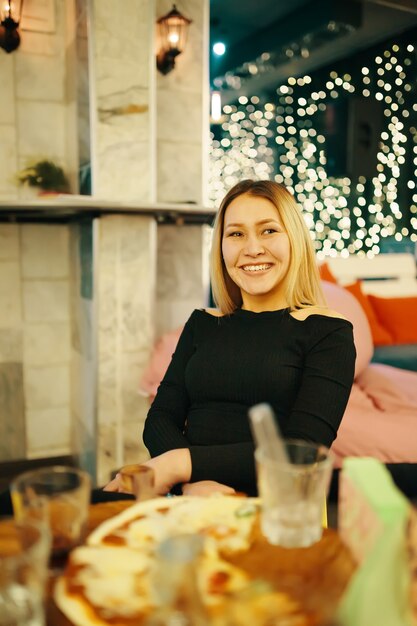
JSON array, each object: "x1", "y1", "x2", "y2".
[
  {"x1": 95, "y1": 215, "x2": 157, "y2": 486},
  {"x1": 88, "y1": 0, "x2": 156, "y2": 482},
  {"x1": 88, "y1": 0, "x2": 210, "y2": 483}
]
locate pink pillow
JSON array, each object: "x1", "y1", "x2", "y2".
[
  {"x1": 139, "y1": 327, "x2": 183, "y2": 399},
  {"x1": 332, "y1": 363, "x2": 417, "y2": 466},
  {"x1": 321, "y1": 281, "x2": 373, "y2": 378}
]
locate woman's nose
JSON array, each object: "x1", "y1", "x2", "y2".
[{"x1": 243, "y1": 235, "x2": 265, "y2": 256}]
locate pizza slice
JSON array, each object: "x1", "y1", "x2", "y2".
[{"x1": 87, "y1": 496, "x2": 260, "y2": 556}]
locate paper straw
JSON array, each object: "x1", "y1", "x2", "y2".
[{"x1": 248, "y1": 403, "x2": 289, "y2": 463}]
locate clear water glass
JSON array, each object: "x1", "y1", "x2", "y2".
[
  {"x1": 0, "y1": 584, "x2": 44, "y2": 626},
  {"x1": 0, "y1": 519, "x2": 50, "y2": 626},
  {"x1": 255, "y1": 440, "x2": 333, "y2": 548},
  {"x1": 10, "y1": 465, "x2": 91, "y2": 571},
  {"x1": 119, "y1": 465, "x2": 156, "y2": 502}
]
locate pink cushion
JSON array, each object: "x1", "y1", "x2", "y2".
[
  {"x1": 332, "y1": 363, "x2": 417, "y2": 466},
  {"x1": 139, "y1": 328, "x2": 183, "y2": 399},
  {"x1": 321, "y1": 280, "x2": 373, "y2": 379}
]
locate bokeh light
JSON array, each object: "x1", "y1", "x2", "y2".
[{"x1": 209, "y1": 42, "x2": 416, "y2": 255}]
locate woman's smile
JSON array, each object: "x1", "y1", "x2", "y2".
[{"x1": 240, "y1": 263, "x2": 273, "y2": 273}]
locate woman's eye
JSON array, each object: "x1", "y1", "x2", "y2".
[
  {"x1": 263, "y1": 228, "x2": 277, "y2": 235},
  {"x1": 227, "y1": 231, "x2": 242, "y2": 237}
]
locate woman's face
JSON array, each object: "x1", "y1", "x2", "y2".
[{"x1": 221, "y1": 193, "x2": 291, "y2": 311}]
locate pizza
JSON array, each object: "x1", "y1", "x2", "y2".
[
  {"x1": 87, "y1": 495, "x2": 259, "y2": 554},
  {"x1": 54, "y1": 495, "x2": 355, "y2": 626}
]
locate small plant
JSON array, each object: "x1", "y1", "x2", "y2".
[{"x1": 17, "y1": 159, "x2": 70, "y2": 193}]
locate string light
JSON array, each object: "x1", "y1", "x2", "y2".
[{"x1": 209, "y1": 42, "x2": 415, "y2": 255}]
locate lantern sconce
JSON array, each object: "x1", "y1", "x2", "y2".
[
  {"x1": 156, "y1": 4, "x2": 192, "y2": 75},
  {"x1": 0, "y1": 0, "x2": 24, "y2": 53}
]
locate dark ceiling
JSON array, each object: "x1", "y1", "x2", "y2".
[{"x1": 209, "y1": 0, "x2": 417, "y2": 100}]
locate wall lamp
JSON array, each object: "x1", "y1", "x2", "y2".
[
  {"x1": 0, "y1": 0, "x2": 24, "y2": 53},
  {"x1": 156, "y1": 4, "x2": 192, "y2": 75}
]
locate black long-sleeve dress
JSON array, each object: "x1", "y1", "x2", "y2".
[{"x1": 143, "y1": 307, "x2": 356, "y2": 495}]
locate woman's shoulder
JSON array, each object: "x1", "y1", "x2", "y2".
[
  {"x1": 197, "y1": 307, "x2": 224, "y2": 318},
  {"x1": 290, "y1": 305, "x2": 351, "y2": 324}
]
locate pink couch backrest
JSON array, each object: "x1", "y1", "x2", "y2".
[{"x1": 321, "y1": 280, "x2": 373, "y2": 378}]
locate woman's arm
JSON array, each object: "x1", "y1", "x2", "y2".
[
  {"x1": 141, "y1": 312, "x2": 255, "y2": 494},
  {"x1": 188, "y1": 441, "x2": 256, "y2": 493},
  {"x1": 182, "y1": 481, "x2": 236, "y2": 496},
  {"x1": 285, "y1": 320, "x2": 356, "y2": 447},
  {"x1": 104, "y1": 449, "x2": 192, "y2": 495}
]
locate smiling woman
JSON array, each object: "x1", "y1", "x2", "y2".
[
  {"x1": 221, "y1": 196, "x2": 291, "y2": 311},
  {"x1": 211, "y1": 180, "x2": 325, "y2": 314},
  {"x1": 104, "y1": 180, "x2": 356, "y2": 498}
]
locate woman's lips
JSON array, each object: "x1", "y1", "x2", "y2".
[{"x1": 240, "y1": 263, "x2": 273, "y2": 273}]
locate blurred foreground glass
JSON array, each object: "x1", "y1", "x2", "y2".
[
  {"x1": 0, "y1": 519, "x2": 50, "y2": 626},
  {"x1": 255, "y1": 440, "x2": 333, "y2": 548},
  {"x1": 118, "y1": 465, "x2": 156, "y2": 501},
  {"x1": 10, "y1": 466, "x2": 91, "y2": 571},
  {"x1": 146, "y1": 534, "x2": 208, "y2": 626}
]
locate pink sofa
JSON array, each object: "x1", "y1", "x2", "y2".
[{"x1": 321, "y1": 281, "x2": 417, "y2": 468}]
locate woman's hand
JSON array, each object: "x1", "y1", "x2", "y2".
[
  {"x1": 103, "y1": 473, "x2": 130, "y2": 493},
  {"x1": 103, "y1": 449, "x2": 192, "y2": 496},
  {"x1": 181, "y1": 480, "x2": 236, "y2": 497}
]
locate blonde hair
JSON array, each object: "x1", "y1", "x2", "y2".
[{"x1": 210, "y1": 180, "x2": 325, "y2": 314}]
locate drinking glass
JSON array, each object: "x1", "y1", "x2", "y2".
[
  {"x1": 0, "y1": 518, "x2": 50, "y2": 626},
  {"x1": 147, "y1": 534, "x2": 208, "y2": 626},
  {"x1": 10, "y1": 466, "x2": 91, "y2": 571},
  {"x1": 118, "y1": 464, "x2": 155, "y2": 502},
  {"x1": 255, "y1": 440, "x2": 333, "y2": 548}
]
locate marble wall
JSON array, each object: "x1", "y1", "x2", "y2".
[
  {"x1": 156, "y1": 224, "x2": 212, "y2": 337},
  {"x1": 156, "y1": 0, "x2": 209, "y2": 205},
  {"x1": 95, "y1": 215, "x2": 157, "y2": 485},
  {"x1": 0, "y1": 0, "x2": 212, "y2": 485},
  {"x1": 90, "y1": 0, "x2": 153, "y2": 201},
  {"x1": 0, "y1": 0, "x2": 78, "y2": 200},
  {"x1": 89, "y1": 0, "x2": 209, "y2": 204},
  {"x1": 0, "y1": 223, "x2": 72, "y2": 461}
]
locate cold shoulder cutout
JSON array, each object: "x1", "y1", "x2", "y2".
[{"x1": 290, "y1": 306, "x2": 349, "y2": 322}]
